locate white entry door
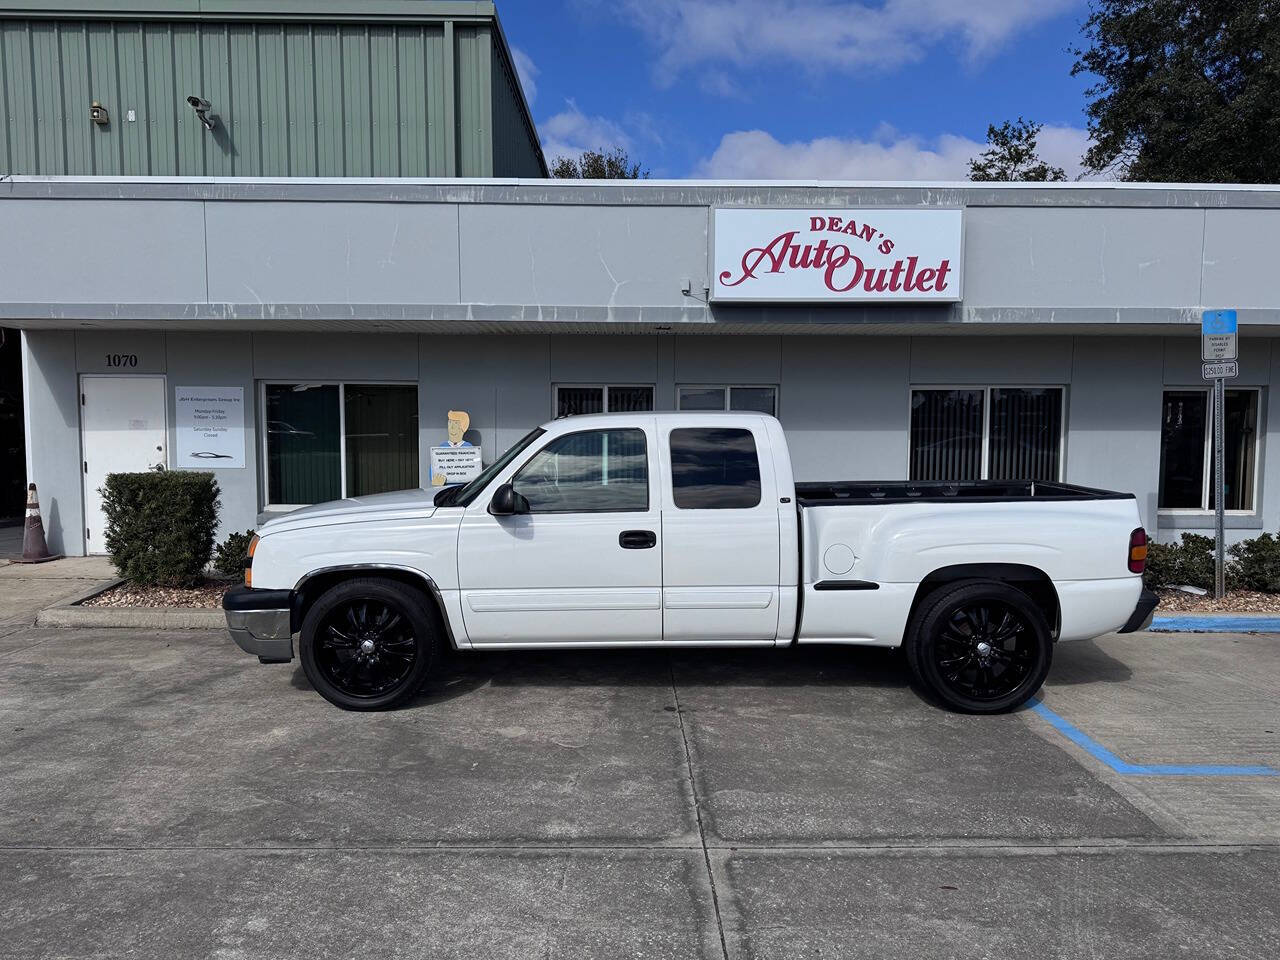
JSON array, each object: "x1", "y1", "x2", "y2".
[{"x1": 81, "y1": 376, "x2": 168, "y2": 554}]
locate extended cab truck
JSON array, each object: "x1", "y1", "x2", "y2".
[{"x1": 224, "y1": 413, "x2": 1158, "y2": 713}]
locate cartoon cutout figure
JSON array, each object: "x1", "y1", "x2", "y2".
[
  {"x1": 442, "y1": 410, "x2": 473, "y2": 448},
  {"x1": 431, "y1": 410, "x2": 476, "y2": 486}
]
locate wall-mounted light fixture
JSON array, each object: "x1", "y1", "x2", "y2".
[
  {"x1": 186, "y1": 96, "x2": 217, "y2": 131},
  {"x1": 89, "y1": 101, "x2": 109, "y2": 125}
]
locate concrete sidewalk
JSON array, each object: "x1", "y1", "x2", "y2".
[{"x1": 0, "y1": 554, "x2": 116, "y2": 630}]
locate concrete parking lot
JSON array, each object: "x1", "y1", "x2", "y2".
[{"x1": 1, "y1": 622, "x2": 1278, "y2": 959}]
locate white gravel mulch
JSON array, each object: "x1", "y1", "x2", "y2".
[
  {"x1": 1153, "y1": 588, "x2": 1280, "y2": 614},
  {"x1": 82, "y1": 580, "x2": 233, "y2": 609}
]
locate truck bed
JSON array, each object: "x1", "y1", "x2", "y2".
[{"x1": 795, "y1": 479, "x2": 1133, "y2": 506}]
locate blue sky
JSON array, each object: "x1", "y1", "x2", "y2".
[{"x1": 498, "y1": 0, "x2": 1099, "y2": 179}]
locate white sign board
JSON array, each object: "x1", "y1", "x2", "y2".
[
  {"x1": 712, "y1": 208, "x2": 963, "y2": 303},
  {"x1": 1203, "y1": 361, "x2": 1238, "y2": 380},
  {"x1": 430, "y1": 446, "x2": 482, "y2": 486},
  {"x1": 175, "y1": 386, "x2": 245, "y2": 468},
  {"x1": 1201, "y1": 309, "x2": 1238, "y2": 361}
]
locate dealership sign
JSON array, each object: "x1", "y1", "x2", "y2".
[{"x1": 712, "y1": 208, "x2": 963, "y2": 303}]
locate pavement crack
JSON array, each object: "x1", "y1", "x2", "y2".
[{"x1": 669, "y1": 655, "x2": 730, "y2": 960}]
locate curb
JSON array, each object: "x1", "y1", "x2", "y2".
[
  {"x1": 1151, "y1": 613, "x2": 1280, "y2": 633},
  {"x1": 35, "y1": 579, "x2": 225, "y2": 630}
]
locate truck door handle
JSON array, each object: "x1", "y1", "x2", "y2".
[{"x1": 619, "y1": 530, "x2": 657, "y2": 549}]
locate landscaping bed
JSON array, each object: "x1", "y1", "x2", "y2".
[
  {"x1": 81, "y1": 579, "x2": 231, "y2": 609},
  {"x1": 1154, "y1": 587, "x2": 1280, "y2": 614}
]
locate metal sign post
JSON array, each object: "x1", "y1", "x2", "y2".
[
  {"x1": 1214, "y1": 375, "x2": 1225, "y2": 598},
  {"x1": 1202, "y1": 310, "x2": 1238, "y2": 600}
]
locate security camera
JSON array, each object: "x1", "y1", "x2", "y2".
[{"x1": 186, "y1": 96, "x2": 217, "y2": 131}]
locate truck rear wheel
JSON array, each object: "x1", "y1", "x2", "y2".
[
  {"x1": 299, "y1": 577, "x2": 440, "y2": 711},
  {"x1": 905, "y1": 580, "x2": 1052, "y2": 714}
]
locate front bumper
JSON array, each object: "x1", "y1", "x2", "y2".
[
  {"x1": 1118, "y1": 588, "x2": 1159, "y2": 633},
  {"x1": 223, "y1": 585, "x2": 296, "y2": 661}
]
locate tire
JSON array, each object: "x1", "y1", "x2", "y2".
[
  {"x1": 905, "y1": 580, "x2": 1052, "y2": 714},
  {"x1": 299, "y1": 577, "x2": 440, "y2": 711}
]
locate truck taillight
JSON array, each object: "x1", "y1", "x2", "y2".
[
  {"x1": 1128, "y1": 528, "x2": 1148, "y2": 574},
  {"x1": 244, "y1": 534, "x2": 259, "y2": 587}
]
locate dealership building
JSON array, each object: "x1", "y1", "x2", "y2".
[
  {"x1": 6, "y1": 177, "x2": 1280, "y2": 555},
  {"x1": 3, "y1": 6, "x2": 1280, "y2": 557}
]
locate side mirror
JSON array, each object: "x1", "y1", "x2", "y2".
[{"x1": 488, "y1": 482, "x2": 530, "y2": 516}]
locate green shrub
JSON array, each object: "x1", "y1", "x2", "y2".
[
  {"x1": 1142, "y1": 533, "x2": 1216, "y2": 590},
  {"x1": 1229, "y1": 532, "x2": 1280, "y2": 592},
  {"x1": 101, "y1": 471, "x2": 221, "y2": 586},
  {"x1": 1172, "y1": 533, "x2": 1216, "y2": 589},
  {"x1": 213, "y1": 529, "x2": 256, "y2": 578},
  {"x1": 1142, "y1": 540, "x2": 1178, "y2": 589}
]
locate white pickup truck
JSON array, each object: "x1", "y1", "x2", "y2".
[{"x1": 224, "y1": 412, "x2": 1156, "y2": 714}]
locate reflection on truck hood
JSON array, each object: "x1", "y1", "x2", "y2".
[{"x1": 260, "y1": 488, "x2": 438, "y2": 533}]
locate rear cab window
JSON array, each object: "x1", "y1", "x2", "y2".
[{"x1": 669, "y1": 427, "x2": 761, "y2": 509}]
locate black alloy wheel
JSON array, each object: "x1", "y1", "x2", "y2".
[
  {"x1": 905, "y1": 580, "x2": 1052, "y2": 714},
  {"x1": 934, "y1": 600, "x2": 1035, "y2": 702},
  {"x1": 315, "y1": 599, "x2": 418, "y2": 697},
  {"x1": 300, "y1": 577, "x2": 438, "y2": 710}
]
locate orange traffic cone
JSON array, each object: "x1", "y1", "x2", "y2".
[{"x1": 16, "y1": 483, "x2": 62, "y2": 564}]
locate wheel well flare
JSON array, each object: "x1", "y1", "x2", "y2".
[{"x1": 908, "y1": 564, "x2": 1060, "y2": 639}]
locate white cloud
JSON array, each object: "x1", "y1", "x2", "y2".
[
  {"x1": 693, "y1": 125, "x2": 1094, "y2": 181},
  {"x1": 1034, "y1": 125, "x2": 1094, "y2": 180},
  {"x1": 539, "y1": 100, "x2": 633, "y2": 164},
  {"x1": 611, "y1": 0, "x2": 1078, "y2": 86},
  {"x1": 510, "y1": 47, "x2": 538, "y2": 105}
]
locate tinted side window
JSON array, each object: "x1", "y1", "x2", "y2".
[
  {"x1": 670, "y1": 428, "x2": 761, "y2": 509},
  {"x1": 513, "y1": 429, "x2": 648, "y2": 513}
]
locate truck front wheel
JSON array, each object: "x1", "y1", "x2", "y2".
[
  {"x1": 905, "y1": 580, "x2": 1052, "y2": 714},
  {"x1": 299, "y1": 577, "x2": 440, "y2": 711}
]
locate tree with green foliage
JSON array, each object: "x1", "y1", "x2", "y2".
[
  {"x1": 550, "y1": 146, "x2": 648, "y2": 179},
  {"x1": 968, "y1": 118, "x2": 1067, "y2": 182},
  {"x1": 1073, "y1": 0, "x2": 1280, "y2": 182}
]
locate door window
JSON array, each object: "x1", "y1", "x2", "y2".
[
  {"x1": 669, "y1": 428, "x2": 762, "y2": 509},
  {"x1": 512, "y1": 429, "x2": 649, "y2": 513}
]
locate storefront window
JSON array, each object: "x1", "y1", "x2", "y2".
[
  {"x1": 909, "y1": 389, "x2": 984, "y2": 481},
  {"x1": 677, "y1": 385, "x2": 778, "y2": 416},
  {"x1": 555, "y1": 385, "x2": 654, "y2": 417},
  {"x1": 1158, "y1": 388, "x2": 1258, "y2": 511},
  {"x1": 264, "y1": 383, "x2": 418, "y2": 505},
  {"x1": 910, "y1": 387, "x2": 1064, "y2": 482},
  {"x1": 343, "y1": 385, "x2": 420, "y2": 497}
]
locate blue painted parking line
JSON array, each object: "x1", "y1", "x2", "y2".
[
  {"x1": 1151, "y1": 615, "x2": 1280, "y2": 633},
  {"x1": 1029, "y1": 700, "x2": 1279, "y2": 777}
]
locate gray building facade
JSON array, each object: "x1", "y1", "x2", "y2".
[{"x1": 6, "y1": 177, "x2": 1280, "y2": 555}]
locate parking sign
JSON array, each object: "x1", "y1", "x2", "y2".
[{"x1": 1201, "y1": 309, "x2": 1238, "y2": 361}]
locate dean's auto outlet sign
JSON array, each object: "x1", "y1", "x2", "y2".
[{"x1": 712, "y1": 208, "x2": 963, "y2": 303}]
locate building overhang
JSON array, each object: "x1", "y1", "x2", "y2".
[{"x1": 4, "y1": 176, "x2": 1280, "y2": 334}]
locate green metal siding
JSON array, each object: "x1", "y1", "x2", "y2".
[
  {"x1": 0, "y1": 13, "x2": 542, "y2": 177},
  {"x1": 453, "y1": 22, "x2": 489, "y2": 177},
  {"x1": 490, "y1": 31, "x2": 541, "y2": 178}
]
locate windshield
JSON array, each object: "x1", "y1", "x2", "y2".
[{"x1": 434, "y1": 427, "x2": 546, "y2": 507}]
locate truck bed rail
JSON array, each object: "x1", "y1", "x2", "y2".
[{"x1": 795, "y1": 479, "x2": 1134, "y2": 506}]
